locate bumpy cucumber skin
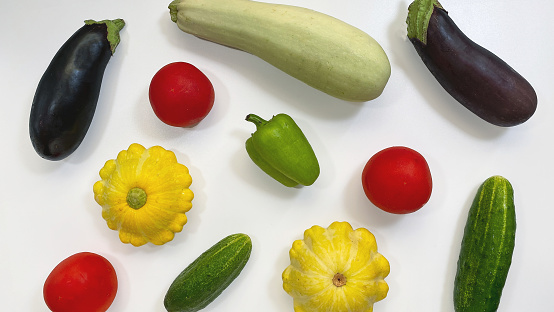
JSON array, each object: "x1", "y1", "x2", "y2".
[
  {"x1": 454, "y1": 176, "x2": 516, "y2": 312},
  {"x1": 164, "y1": 234, "x2": 252, "y2": 312},
  {"x1": 169, "y1": 0, "x2": 390, "y2": 102}
]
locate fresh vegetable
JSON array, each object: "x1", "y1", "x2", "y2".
[
  {"x1": 149, "y1": 62, "x2": 215, "y2": 127},
  {"x1": 245, "y1": 113, "x2": 319, "y2": 187},
  {"x1": 164, "y1": 233, "x2": 252, "y2": 312},
  {"x1": 282, "y1": 221, "x2": 390, "y2": 312},
  {"x1": 93, "y1": 143, "x2": 194, "y2": 247},
  {"x1": 168, "y1": 0, "x2": 390, "y2": 102},
  {"x1": 454, "y1": 176, "x2": 516, "y2": 312},
  {"x1": 29, "y1": 19, "x2": 125, "y2": 160},
  {"x1": 406, "y1": 0, "x2": 537, "y2": 127},
  {"x1": 43, "y1": 252, "x2": 118, "y2": 312},
  {"x1": 362, "y1": 146, "x2": 432, "y2": 214}
]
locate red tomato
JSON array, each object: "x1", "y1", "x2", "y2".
[
  {"x1": 361, "y1": 146, "x2": 432, "y2": 214},
  {"x1": 43, "y1": 252, "x2": 118, "y2": 312},
  {"x1": 149, "y1": 62, "x2": 215, "y2": 127}
]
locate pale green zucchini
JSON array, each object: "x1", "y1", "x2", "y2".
[{"x1": 169, "y1": 0, "x2": 391, "y2": 102}]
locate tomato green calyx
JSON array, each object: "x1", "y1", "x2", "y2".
[
  {"x1": 127, "y1": 187, "x2": 147, "y2": 210},
  {"x1": 406, "y1": 0, "x2": 444, "y2": 45},
  {"x1": 333, "y1": 273, "x2": 347, "y2": 287},
  {"x1": 245, "y1": 114, "x2": 268, "y2": 129}
]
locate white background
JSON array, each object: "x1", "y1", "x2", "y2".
[{"x1": 1, "y1": 0, "x2": 552, "y2": 311}]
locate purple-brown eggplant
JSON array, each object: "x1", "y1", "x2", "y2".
[
  {"x1": 29, "y1": 19, "x2": 125, "y2": 160},
  {"x1": 406, "y1": 0, "x2": 537, "y2": 127}
]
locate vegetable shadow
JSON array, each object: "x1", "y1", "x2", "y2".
[
  {"x1": 268, "y1": 238, "x2": 295, "y2": 310},
  {"x1": 387, "y1": 1, "x2": 506, "y2": 140},
  {"x1": 342, "y1": 163, "x2": 402, "y2": 229},
  {"x1": 131, "y1": 87, "x2": 206, "y2": 142},
  {"x1": 99, "y1": 254, "x2": 132, "y2": 312},
  {"x1": 229, "y1": 129, "x2": 301, "y2": 200},
  {"x1": 159, "y1": 13, "x2": 364, "y2": 122},
  {"x1": 439, "y1": 182, "x2": 479, "y2": 311}
]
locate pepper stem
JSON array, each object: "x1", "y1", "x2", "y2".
[
  {"x1": 332, "y1": 273, "x2": 347, "y2": 287},
  {"x1": 127, "y1": 187, "x2": 147, "y2": 210},
  {"x1": 245, "y1": 114, "x2": 268, "y2": 130},
  {"x1": 406, "y1": 0, "x2": 444, "y2": 44}
]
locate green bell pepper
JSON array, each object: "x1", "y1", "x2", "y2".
[{"x1": 245, "y1": 113, "x2": 320, "y2": 187}]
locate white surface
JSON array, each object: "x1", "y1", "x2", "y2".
[{"x1": 1, "y1": 0, "x2": 552, "y2": 311}]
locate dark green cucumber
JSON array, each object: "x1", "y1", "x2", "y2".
[
  {"x1": 454, "y1": 176, "x2": 516, "y2": 312},
  {"x1": 164, "y1": 233, "x2": 252, "y2": 312}
]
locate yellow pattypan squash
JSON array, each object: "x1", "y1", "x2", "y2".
[
  {"x1": 282, "y1": 221, "x2": 390, "y2": 312},
  {"x1": 93, "y1": 143, "x2": 194, "y2": 247}
]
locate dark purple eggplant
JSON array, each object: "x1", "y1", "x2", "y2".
[
  {"x1": 29, "y1": 19, "x2": 125, "y2": 160},
  {"x1": 406, "y1": 0, "x2": 537, "y2": 127}
]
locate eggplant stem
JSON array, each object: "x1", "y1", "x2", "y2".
[
  {"x1": 84, "y1": 19, "x2": 126, "y2": 55},
  {"x1": 406, "y1": 0, "x2": 444, "y2": 45}
]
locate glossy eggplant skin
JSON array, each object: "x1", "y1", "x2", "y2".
[
  {"x1": 29, "y1": 22, "x2": 117, "y2": 160},
  {"x1": 409, "y1": 7, "x2": 537, "y2": 127}
]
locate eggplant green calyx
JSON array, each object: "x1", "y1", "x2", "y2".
[
  {"x1": 406, "y1": 0, "x2": 444, "y2": 45},
  {"x1": 84, "y1": 19, "x2": 125, "y2": 54}
]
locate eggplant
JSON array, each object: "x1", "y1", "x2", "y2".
[
  {"x1": 29, "y1": 19, "x2": 125, "y2": 160},
  {"x1": 406, "y1": 0, "x2": 537, "y2": 127}
]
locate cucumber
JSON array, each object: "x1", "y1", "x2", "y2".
[
  {"x1": 168, "y1": 0, "x2": 391, "y2": 102},
  {"x1": 454, "y1": 176, "x2": 516, "y2": 312},
  {"x1": 164, "y1": 233, "x2": 252, "y2": 312}
]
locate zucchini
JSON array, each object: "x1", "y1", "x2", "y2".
[
  {"x1": 406, "y1": 0, "x2": 537, "y2": 127},
  {"x1": 29, "y1": 19, "x2": 125, "y2": 160},
  {"x1": 164, "y1": 233, "x2": 252, "y2": 312},
  {"x1": 454, "y1": 176, "x2": 516, "y2": 312},
  {"x1": 168, "y1": 0, "x2": 391, "y2": 102}
]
